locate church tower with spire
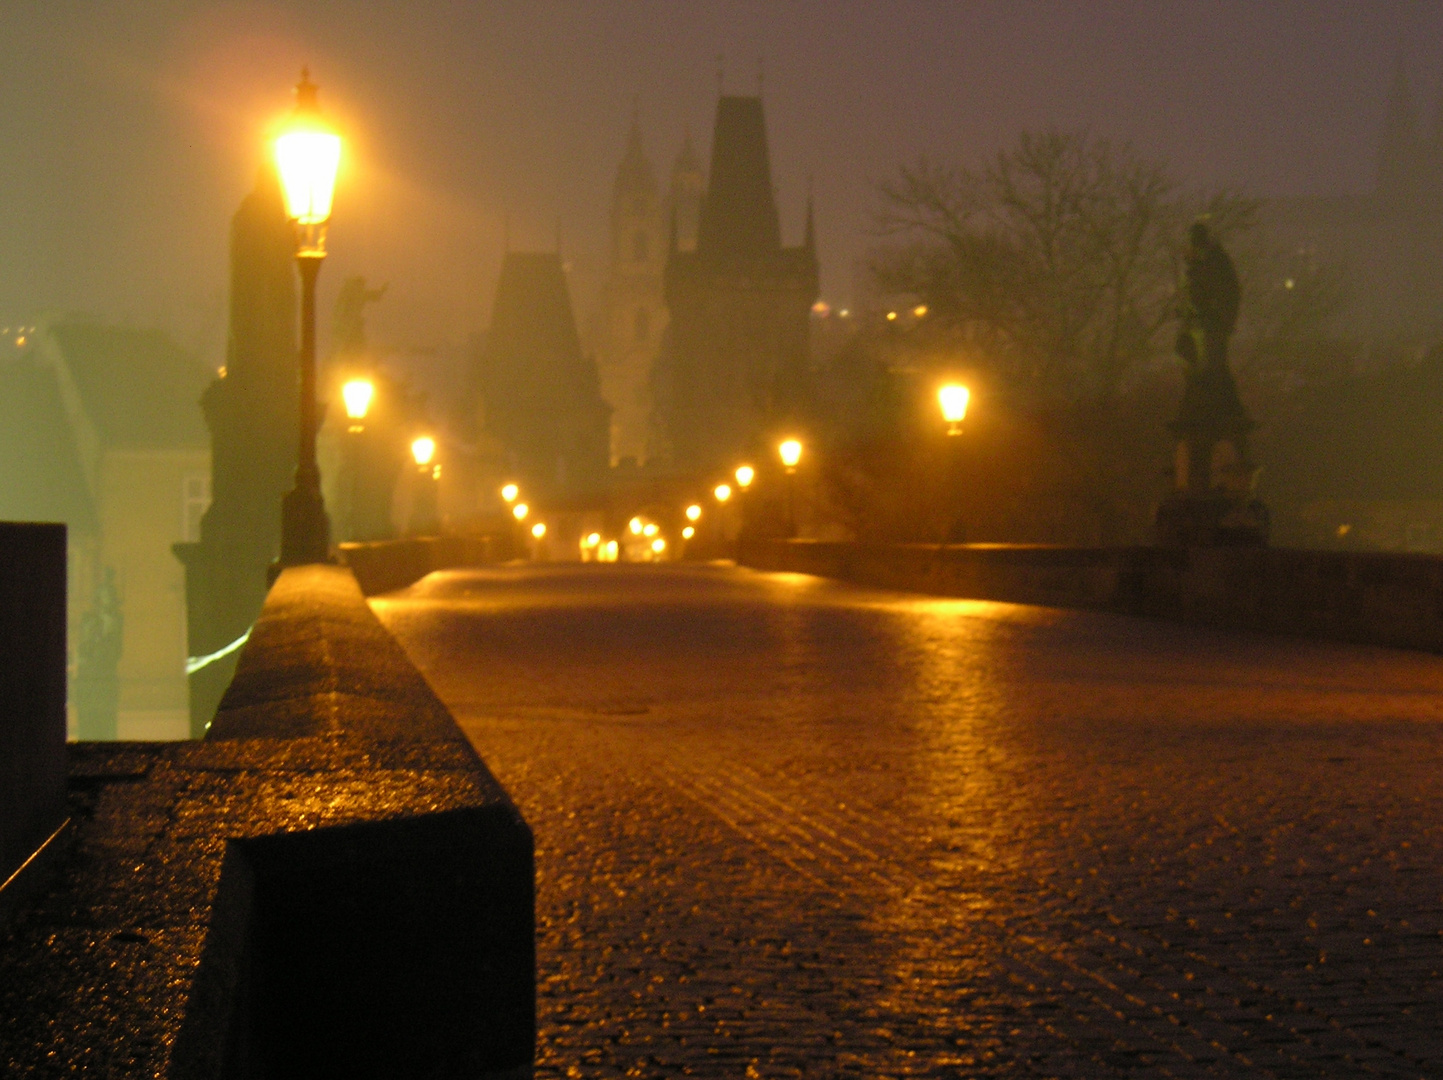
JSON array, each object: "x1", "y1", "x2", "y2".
[{"x1": 655, "y1": 95, "x2": 819, "y2": 472}]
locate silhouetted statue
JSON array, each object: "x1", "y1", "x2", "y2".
[
  {"x1": 332, "y1": 277, "x2": 387, "y2": 360},
  {"x1": 1155, "y1": 219, "x2": 1268, "y2": 546}
]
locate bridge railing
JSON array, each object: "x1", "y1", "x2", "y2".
[
  {"x1": 1, "y1": 562, "x2": 535, "y2": 1079},
  {"x1": 741, "y1": 537, "x2": 1443, "y2": 654}
]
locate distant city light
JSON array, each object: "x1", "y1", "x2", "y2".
[
  {"x1": 886, "y1": 311, "x2": 898, "y2": 321},
  {"x1": 838, "y1": 309, "x2": 850, "y2": 318},
  {"x1": 501, "y1": 483, "x2": 519, "y2": 503},
  {"x1": 651, "y1": 538, "x2": 666, "y2": 554},
  {"x1": 714, "y1": 484, "x2": 732, "y2": 502},
  {"x1": 584, "y1": 532, "x2": 601, "y2": 547},
  {"x1": 531, "y1": 522, "x2": 546, "y2": 539},
  {"x1": 682, "y1": 526, "x2": 695, "y2": 539},
  {"x1": 629, "y1": 517, "x2": 643, "y2": 535},
  {"x1": 685, "y1": 504, "x2": 702, "y2": 522},
  {"x1": 513, "y1": 503, "x2": 529, "y2": 521},
  {"x1": 811, "y1": 300, "x2": 831, "y2": 316},
  {"x1": 735, "y1": 465, "x2": 755, "y2": 489},
  {"x1": 913, "y1": 304, "x2": 928, "y2": 317},
  {"x1": 643, "y1": 523, "x2": 659, "y2": 537},
  {"x1": 604, "y1": 540, "x2": 619, "y2": 560}
]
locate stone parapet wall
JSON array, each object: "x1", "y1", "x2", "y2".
[
  {"x1": 740, "y1": 539, "x2": 1443, "y2": 654},
  {"x1": 339, "y1": 534, "x2": 494, "y2": 597},
  {"x1": 0, "y1": 564, "x2": 534, "y2": 1079}
]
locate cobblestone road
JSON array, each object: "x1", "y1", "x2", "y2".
[{"x1": 374, "y1": 563, "x2": 1443, "y2": 1078}]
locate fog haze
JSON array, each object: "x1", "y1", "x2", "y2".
[{"x1": 4, "y1": 0, "x2": 1442, "y2": 363}]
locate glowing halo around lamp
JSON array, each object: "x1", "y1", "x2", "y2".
[
  {"x1": 714, "y1": 484, "x2": 732, "y2": 502},
  {"x1": 685, "y1": 504, "x2": 702, "y2": 522},
  {"x1": 531, "y1": 522, "x2": 546, "y2": 539},
  {"x1": 779, "y1": 439, "x2": 802, "y2": 470},
  {"x1": 501, "y1": 483, "x2": 519, "y2": 503},
  {"x1": 513, "y1": 503, "x2": 529, "y2": 521},
  {"x1": 734, "y1": 465, "x2": 755, "y2": 489},
  {"x1": 411, "y1": 436, "x2": 436, "y2": 467}
]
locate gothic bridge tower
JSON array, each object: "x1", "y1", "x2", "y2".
[{"x1": 656, "y1": 95, "x2": 818, "y2": 473}]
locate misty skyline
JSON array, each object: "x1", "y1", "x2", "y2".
[{"x1": 4, "y1": 0, "x2": 1443, "y2": 368}]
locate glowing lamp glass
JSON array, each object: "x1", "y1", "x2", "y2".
[
  {"x1": 629, "y1": 517, "x2": 643, "y2": 535},
  {"x1": 643, "y1": 523, "x2": 659, "y2": 537},
  {"x1": 938, "y1": 384, "x2": 970, "y2": 425},
  {"x1": 531, "y1": 523, "x2": 546, "y2": 539},
  {"x1": 685, "y1": 504, "x2": 702, "y2": 522},
  {"x1": 714, "y1": 484, "x2": 732, "y2": 502},
  {"x1": 341, "y1": 378, "x2": 374, "y2": 420},
  {"x1": 779, "y1": 439, "x2": 802, "y2": 469},
  {"x1": 275, "y1": 129, "x2": 341, "y2": 226},
  {"x1": 734, "y1": 465, "x2": 755, "y2": 489},
  {"x1": 411, "y1": 436, "x2": 436, "y2": 466},
  {"x1": 682, "y1": 526, "x2": 695, "y2": 539},
  {"x1": 651, "y1": 538, "x2": 666, "y2": 553},
  {"x1": 501, "y1": 483, "x2": 519, "y2": 503},
  {"x1": 513, "y1": 503, "x2": 529, "y2": 521}
]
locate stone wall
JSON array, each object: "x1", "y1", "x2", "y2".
[
  {"x1": 339, "y1": 534, "x2": 494, "y2": 597},
  {"x1": 0, "y1": 564, "x2": 534, "y2": 1079},
  {"x1": 740, "y1": 539, "x2": 1443, "y2": 654}
]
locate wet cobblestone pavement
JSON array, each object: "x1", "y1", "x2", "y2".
[{"x1": 374, "y1": 563, "x2": 1443, "y2": 1078}]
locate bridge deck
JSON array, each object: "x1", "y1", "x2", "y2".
[{"x1": 375, "y1": 562, "x2": 1443, "y2": 1079}]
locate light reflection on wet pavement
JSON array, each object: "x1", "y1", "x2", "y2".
[{"x1": 374, "y1": 563, "x2": 1443, "y2": 1078}]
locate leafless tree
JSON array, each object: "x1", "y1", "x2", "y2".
[{"x1": 875, "y1": 130, "x2": 1257, "y2": 405}]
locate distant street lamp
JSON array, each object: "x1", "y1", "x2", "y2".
[
  {"x1": 778, "y1": 439, "x2": 803, "y2": 538},
  {"x1": 938, "y1": 383, "x2": 972, "y2": 544},
  {"x1": 513, "y1": 503, "x2": 529, "y2": 521},
  {"x1": 501, "y1": 483, "x2": 519, "y2": 504},
  {"x1": 938, "y1": 383, "x2": 970, "y2": 436},
  {"x1": 734, "y1": 465, "x2": 755, "y2": 490},
  {"x1": 275, "y1": 69, "x2": 343, "y2": 569},
  {"x1": 685, "y1": 504, "x2": 702, "y2": 522},
  {"x1": 714, "y1": 483, "x2": 732, "y2": 503},
  {"x1": 531, "y1": 522, "x2": 546, "y2": 539},
  {"x1": 409, "y1": 435, "x2": 440, "y2": 536},
  {"x1": 339, "y1": 377, "x2": 374, "y2": 541},
  {"x1": 342, "y1": 378, "x2": 374, "y2": 431}
]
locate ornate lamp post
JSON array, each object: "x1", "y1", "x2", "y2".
[
  {"x1": 274, "y1": 70, "x2": 342, "y2": 568},
  {"x1": 410, "y1": 436, "x2": 440, "y2": 536},
  {"x1": 339, "y1": 378, "x2": 374, "y2": 542}
]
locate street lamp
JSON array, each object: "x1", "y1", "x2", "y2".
[
  {"x1": 338, "y1": 377, "x2": 374, "y2": 541},
  {"x1": 513, "y1": 503, "x2": 529, "y2": 521},
  {"x1": 778, "y1": 439, "x2": 803, "y2": 538},
  {"x1": 734, "y1": 465, "x2": 755, "y2": 490},
  {"x1": 939, "y1": 383, "x2": 970, "y2": 436},
  {"x1": 409, "y1": 436, "x2": 440, "y2": 535},
  {"x1": 341, "y1": 378, "x2": 374, "y2": 432},
  {"x1": 937, "y1": 383, "x2": 972, "y2": 543},
  {"x1": 714, "y1": 484, "x2": 732, "y2": 503},
  {"x1": 275, "y1": 69, "x2": 342, "y2": 569},
  {"x1": 685, "y1": 504, "x2": 702, "y2": 522},
  {"x1": 501, "y1": 483, "x2": 519, "y2": 504}
]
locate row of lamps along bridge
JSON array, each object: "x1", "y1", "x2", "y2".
[{"x1": 265, "y1": 68, "x2": 971, "y2": 566}]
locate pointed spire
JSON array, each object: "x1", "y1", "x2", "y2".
[{"x1": 696, "y1": 95, "x2": 781, "y2": 256}]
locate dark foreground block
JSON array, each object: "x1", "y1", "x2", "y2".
[
  {"x1": 0, "y1": 522, "x2": 67, "y2": 927},
  {"x1": 0, "y1": 565, "x2": 534, "y2": 1079}
]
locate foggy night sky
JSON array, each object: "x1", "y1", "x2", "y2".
[{"x1": 4, "y1": 0, "x2": 1443, "y2": 369}]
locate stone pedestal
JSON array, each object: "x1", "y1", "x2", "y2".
[{"x1": 1155, "y1": 364, "x2": 1268, "y2": 547}]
